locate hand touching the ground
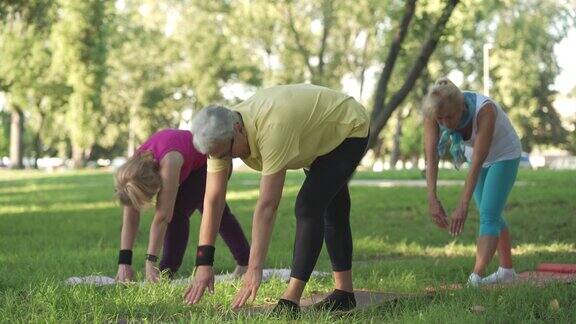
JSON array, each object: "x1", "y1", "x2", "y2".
[
  {"x1": 116, "y1": 264, "x2": 134, "y2": 282},
  {"x1": 232, "y1": 265, "x2": 248, "y2": 278},
  {"x1": 184, "y1": 266, "x2": 215, "y2": 305},
  {"x1": 231, "y1": 267, "x2": 262, "y2": 310},
  {"x1": 145, "y1": 261, "x2": 160, "y2": 282},
  {"x1": 428, "y1": 198, "x2": 449, "y2": 229},
  {"x1": 450, "y1": 201, "x2": 469, "y2": 236}
]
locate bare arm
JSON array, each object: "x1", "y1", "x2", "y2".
[
  {"x1": 197, "y1": 167, "x2": 230, "y2": 247},
  {"x1": 147, "y1": 151, "x2": 183, "y2": 257},
  {"x1": 424, "y1": 116, "x2": 448, "y2": 229},
  {"x1": 120, "y1": 206, "x2": 141, "y2": 250},
  {"x1": 184, "y1": 163, "x2": 230, "y2": 304},
  {"x1": 116, "y1": 204, "x2": 141, "y2": 282},
  {"x1": 247, "y1": 170, "x2": 286, "y2": 270},
  {"x1": 424, "y1": 115, "x2": 440, "y2": 201},
  {"x1": 460, "y1": 104, "x2": 496, "y2": 206},
  {"x1": 450, "y1": 104, "x2": 496, "y2": 235},
  {"x1": 231, "y1": 169, "x2": 286, "y2": 309}
]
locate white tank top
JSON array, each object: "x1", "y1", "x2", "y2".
[{"x1": 463, "y1": 93, "x2": 522, "y2": 167}]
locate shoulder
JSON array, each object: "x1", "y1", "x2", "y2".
[
  {"x1": 160, "y1": 151, "x2": 184, "y2": 168},
  {"x1": 476, "y1": 103, "x2": 496, "y2": 130}
]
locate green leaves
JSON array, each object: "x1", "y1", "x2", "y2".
[{"x1": 0, "y1": 0, "x2": 573, "y2": 163}]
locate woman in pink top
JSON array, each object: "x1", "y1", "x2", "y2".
[{"x1": 114, "y1": 129, "x2": 250, "y2": 282}]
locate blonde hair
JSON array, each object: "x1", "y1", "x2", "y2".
[
  {"x1": 422, "y1": 77, "x2": 464, "y2": 118},
  {"x1": 114, "y1": 150, "x2": 161, "y2": 210}
]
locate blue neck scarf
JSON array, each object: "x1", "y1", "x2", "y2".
[{"x1": 437, "y1": 91, "x2": 476, "y2": 169}]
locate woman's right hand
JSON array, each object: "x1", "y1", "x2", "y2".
[
  {"x1": 184, "y1": 265, "x2": 215, "y2": 305},
  {"x1": 116, "y1": 264, "x2": 134, "y2": 282},
  {"x1": 428, "y1": 198, "x2": 449, "y2": 229}
]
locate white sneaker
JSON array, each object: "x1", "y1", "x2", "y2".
[
  {"x1": 467, "y1": 273, "x2": 483, "y2": 287},
  {"x1": 482, "y1": 267, "x2": 517, "y2": 284}
]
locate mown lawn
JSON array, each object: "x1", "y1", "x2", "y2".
[{"x1": 0, "y1": 168, "x2": 575, "y2": 322}]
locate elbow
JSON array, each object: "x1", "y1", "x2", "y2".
[
  {"x1": 154, "y1": 212, "x2": 172, "y2": 225},
  {"x1": 258, "y1": 198, "x2": 280, "y2": 215},
  {"x1": 204, "y1": 188, "x2": 226, "y2": 207},
  {"x1": 472, "y1": 151, "x2": 489, "y2": 166}
]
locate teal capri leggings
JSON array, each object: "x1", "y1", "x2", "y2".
[{"x1": 473, "y1": 157, "x2": 520, "y2": 236}]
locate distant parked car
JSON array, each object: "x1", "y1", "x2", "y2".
[{"x1": 111, "y1": 157, "x2": 127, "y2": 170}]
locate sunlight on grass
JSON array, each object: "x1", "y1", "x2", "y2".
[
  {"x1": 0, "y1": 183, "x2": 81, "y2": 195},
  {"x1": 513, "y1": 242, "x2": 576, "y2": 255},
  {"x1": 0, "y1": 201, "x2": 117, "y2": 215},
  {"x1": 0, "y1": 169, "x2": 108, "y2": 181},
  {"x1": 1, "y1": 169, "x2": 575, "y2": 322},
  {"x1": 355, "y1": 237, "x2": 576, "y2": 258},
  {"x1": 226, "y1": 189, "x2": 260, "y2": 201}
]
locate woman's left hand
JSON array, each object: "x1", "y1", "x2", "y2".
[
  {"x1": 450, "y1": 202, "x2": 469, "y2": 236},
  {"x1": 145, "y1": 260, "x2": 160, "y2": 282},
  {"x1": 231, "y1": 266, "x2": 262, "y2": 310}
]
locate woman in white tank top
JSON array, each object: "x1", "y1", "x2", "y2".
[{"x1": 422, "y1": 77, "x2": 522, "y2": 286}]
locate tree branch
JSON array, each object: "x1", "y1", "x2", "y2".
[
  {"x1": 284, "y1": 3, "x2": 315, "y2": 77},
  {"x1": 369, "y1": 0, "x2": 459, "y2": 148},
  {"x1": 316, "y1": 0, "x2": 333, "y2": 80},
  {"x1": 370, "y1": 0, "x2": 416, "y2": 124},
  {"x1": 358, "y1": 32, "x2": 371, "y2": 99}
]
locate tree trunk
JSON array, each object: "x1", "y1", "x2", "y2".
[
  {"x1": 390, "y1": 109, "x2": 403, "y2": 169},
  {"x1": 127, "y1": 89, "x2": 144, "y2": 157},
  {"x1": 410, "y1": 155, "x2": 419, "y2": 170},
  {"x1": 9, "y1": 108, "x2": 24, "y2": 169},
  {"x1": 127, "y1": 116, "x2": 136, "y2": 157},
  {"x1": 370, "y1": 137, "x2": 384, "y2": 169},
  {"x1": 315, "y1": 0, "x2": 333, "y2": 83},
  {"x1": 370, "y1": 0, "x2": 416, "y2": 125},
  {"x1": 32, "y1": 112, "x2": 45, "y2": 169},
  {"x1": 368, "y1": 0, "x2": 459, "y2": 149},
  {"x1": 285, "y1": 3, "x2": 314, "y2": 77},
  {"x1": 71, "y1": 144, "x2": 85, "y2": 168},
  {"x1": 358, "y1": 32, "x2": 371, "y2": 101}
]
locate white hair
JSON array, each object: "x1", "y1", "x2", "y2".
[{"x1": 190, "y1": 105, "x2": 240, "y2": 154}]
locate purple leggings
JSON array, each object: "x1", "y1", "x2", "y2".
[{"x1": 159, "y1": 165, "x2": 250, "y2": 275}]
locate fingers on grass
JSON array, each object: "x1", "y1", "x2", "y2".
[{"x1": 194, "y1": 286, "x2": 205, "y2": 304}]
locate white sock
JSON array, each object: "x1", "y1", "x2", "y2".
[
  {"x1": 467, "y1": 273, "x2": 483, "y2": 287},
  {"x1": 482, "y1": 267, "x2": 517, "y2": 284}
]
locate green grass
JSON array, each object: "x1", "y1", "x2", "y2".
[{"x1": 1, "y1": 168, "x2": 575, "y2": 322}]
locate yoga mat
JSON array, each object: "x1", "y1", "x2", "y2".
[
  {"x1": 241, "y1": 290, "x2": 427, "y2": 315},
  {"x1": 517, "y1": 271, "x2": 576, "y2": 286},
  {"x1": 300, "y1": 290, "x2": 425, "y2": 309},
  {"x1": 536, "y1": 263, "x2": 576, "y2": 274},
  {"x1": 65, "y1": 268, "x2": 329, "y2": 286}
]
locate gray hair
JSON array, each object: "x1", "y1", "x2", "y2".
[{"x1": 191, "y1": 105, "x2": 240, "y2": 154}]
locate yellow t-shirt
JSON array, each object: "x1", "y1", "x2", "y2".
[{"x1": 208, "y1": 84, "x2": 369, "y2": 175}]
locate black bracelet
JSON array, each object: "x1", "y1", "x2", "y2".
[
  {"x1": 145, "y1": 254, "x2": 158, "y2": 263},
  {"x1": 195, "y1": 245, "x2": 215, "y2": 266},
  {"x1": 118, "y1": 249, "x2": 133, "y2": 265}
]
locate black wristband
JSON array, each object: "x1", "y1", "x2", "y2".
[
  {"x1": 145, "y1": 254, "x2": 158, "y2": 263},
  {"x1": 118, "y1": 249, "x2": 133, "y2": 265},
  {"x1": 195, "y1": 245, "x2": 215, "y2": 266}
]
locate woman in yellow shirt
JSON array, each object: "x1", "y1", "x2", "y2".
[{"x1": 183, "y1": 84, "x2": 369, "y2": 315}]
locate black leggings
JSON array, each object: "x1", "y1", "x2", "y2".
[
  {"x1": 159, "y1": 165, "x2": 250, "y2": 276},
  {"x1": 290, "y1": 136, "x2": 368, "y2": 281}
]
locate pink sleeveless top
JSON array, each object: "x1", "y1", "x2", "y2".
[{"x1": 137, "y1": 129, "x2": 206, "y2": 184}]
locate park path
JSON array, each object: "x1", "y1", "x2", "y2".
[{"x1": 241, "y1": 179, "x2": 528, "y2": 188}]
